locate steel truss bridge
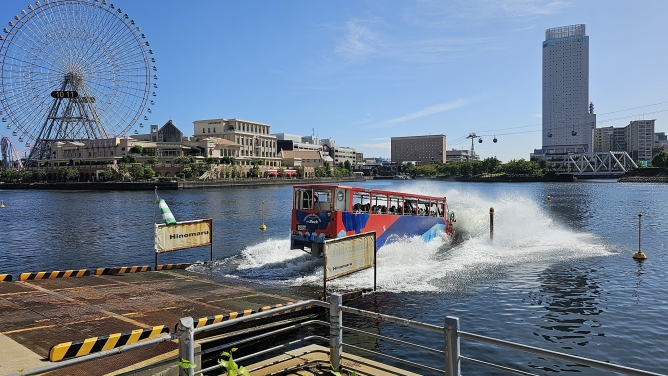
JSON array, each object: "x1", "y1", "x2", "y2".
[{"x1": 549, "y1": 151, "x2": 638, "y2": 176}]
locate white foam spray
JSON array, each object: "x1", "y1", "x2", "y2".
[{"x1": 198, "y1": 182, "x2": 615, "y2": 293}]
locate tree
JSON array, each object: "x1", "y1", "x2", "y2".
[
  {"x1": 3, "y1": 168, "x2": 20, "y2": 181},
  {"x1": 458, "y1": 162, "x2": 472, "y2": 177},
  {"x1": 651, "y1": 150, "x2": 668, "y2": 168},
  {"x1": 130, "y1": 164, "x2": 147, "y2": 180},
  {"x1": 221, "y1": 156, "x2": 237, "y2": 165},
  {"x1": 130, "y1": 145, "x2": 143, "y2": 155},
  {"x1": 343, "y1": 160, "x2": 352, "y2": 171},
  {"x1": 502, "y1": 159, "x2": 538, "y2": 175},
  {"x1": 333, "y1": 166, "x2": 352, "y2": 178},
  {"x1": 481, "y1": 157, "x2": 501, "y2": 176},
  {"x1": 182, "y1": 167, "x2": 194, "y2": 179},
  {"x1": 146, "y1": 156, "x2": 158, "y2": 165},
  {"x1": 322, "y1": 160, "x2": 332, "y2": 177},
  {"x1": 245, "y1": 164, "x2": 258, "y2": 177},
  {"x1": 143, "y1": 166, "x2": 156, "y2": 180},
  {"x1": 470, "y1": 160, "x2": 484, "y2": 176},
  {"x1": 103, "y1": 166, "x2": 116, "y2": 181},
  {"x1": 173, "y1": 156, "x2": 193, "y2": 164},
  {"x1": 33, "y1": 168, "x2": 46, "y2": 182},
  {"x1": 537, "y1": 158, "x2": 549, "y2": 171},
  {"x1": 439, "y1": 162, "x2": 460, "y2": 176}
]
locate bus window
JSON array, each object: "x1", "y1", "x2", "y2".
[
  {"x1": 294, "y1": 189, "x2": 312, "y2": 210},
  {"x1": 389, "y1": 196, "x2": 402, "y2": 215},
  {"x1": 314, "y1": 189, "x2": 332, "y2": 211},
  {"x1": 352, "y1": 191, "x2": 371, "y2": 213}
]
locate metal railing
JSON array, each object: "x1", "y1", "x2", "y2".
[{"x1": 10, "y1": 294, "x2": 666, "y2": 376}]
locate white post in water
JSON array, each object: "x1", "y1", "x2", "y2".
[
  {"x1": 329, "y1": 293, "x2": 343, "y2": 372},
  {"x1": 633, "y1": 213, "x2": 647, "y2": 260},
  {"x1": 445, "y1": 316, "x2": 461, "y2": 376},
  {"x1": 178, "y1": 317, "x2": 195, "y2": 376}
]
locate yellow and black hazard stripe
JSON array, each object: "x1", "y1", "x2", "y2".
[
  {"x1": 19, "y1": 269, "x2": 90, "y2": 281},
  {"x1": 193, "y1": 309, "x2": 254, "y2": 329},
  {"x1": 259, "y1": 301, "x2": 313, "y2": 316},
  {"x1": 94, "y1": 265, "x2": 151, "y2": 275},
  {"x1": 0, "y1": 274, "x2": 12, "y2": 282},
  {"x1": 156, "y1": 263, "x2": 191, "y2": 271},
  {"x1": 48, "y1": 325, "x2": 169, "y2": 362}
]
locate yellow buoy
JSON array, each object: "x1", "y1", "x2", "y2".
[
  {"x1": 632, "y1": 213, "x2": 646, "y2": 260},
  {"x1": 547, "y1": 195, "x2": 551, "y2": 202},
  {"x1": 259, "y1": 201, "x2": 267, "y2": 231}
]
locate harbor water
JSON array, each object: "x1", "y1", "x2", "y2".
[{"x1": 1, "y1": 180, "x2": 667, "y2": 374}]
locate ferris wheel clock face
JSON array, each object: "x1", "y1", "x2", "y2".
[{"x1": 0, "y1": 0, "x2": 156, "y2": 154}]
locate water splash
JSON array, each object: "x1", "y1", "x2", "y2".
[{"x1": 194, "y1": 183, "x2": 615, "y2": 293}]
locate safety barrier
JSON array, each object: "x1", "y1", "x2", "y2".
[
  {"x1": 192, "y1": 309, "x2": 255, "y2": 329},
  {"x1": 48, "y1": 325, "x2": 169, "y2": 362},
  {"x1": 156, "y1": 263, "x2": 191, "y2": 270},
  {"x1": 0, "y1": 264, "x2": 179, "y2": 282},
  {"x1": 94, "y1": 265, "x2": 151, "y2": 275},
  {"x1": 10, "y1": 295, "x2": 666, "y2": 376},
  {"x1": 19, "y1": 269, "x2": 90, "y2": 281},
  {"x1": 258, "y1": 301, "x2": 314, "y2": 315}
]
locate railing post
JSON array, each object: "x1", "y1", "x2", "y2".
[
  {"x1": 178, "y1": 317, "x2": 195, "y2": 376},
  {"x1": 444, "y1": 316, "x2": 460, "y2": 376},
  {"x1": 329, "y1": 293, "x2": 343, "y2": 372}
]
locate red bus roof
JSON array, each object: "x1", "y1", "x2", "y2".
[{"x1": 293, "y1": 184, "x2": 447, "y2": 201}]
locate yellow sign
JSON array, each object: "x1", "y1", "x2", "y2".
[
  {"x1": 324, "y1": 232, "x2": 376, "y2": 281},
  {"x1": 155, "y1": 219, "x2": 212, "y2": 253}
]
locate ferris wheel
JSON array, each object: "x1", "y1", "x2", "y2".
[{"x1": 0, "y1": 0, "x2": 157, "y2": 163}]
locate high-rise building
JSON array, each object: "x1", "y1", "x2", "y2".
[
  {"x1": 391, "y1": 135, "x2": 446, "y2": 165},
  {"x1": 540, "y1": 24, "x2": 596, "y2": 156},
  {"x1": 626, "y1": 120, "x2": 655, "y2": 162}
]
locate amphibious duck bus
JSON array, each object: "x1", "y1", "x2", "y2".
[{"x1": 291, "y1": 184, "x2": 455, "y2": 256}]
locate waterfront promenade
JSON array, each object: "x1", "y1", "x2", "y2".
[{"x1": 0, "y1": 177, "x2": 364, "y2": 190}]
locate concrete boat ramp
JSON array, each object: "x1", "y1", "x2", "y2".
[{"x1": 0, "y1": 267, "x2": 338, "y2": 375}]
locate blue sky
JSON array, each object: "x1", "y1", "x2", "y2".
[{"x1": 1, "y1": 0, "x2": 667, "y2": 163}]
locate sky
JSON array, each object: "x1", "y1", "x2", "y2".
[{"x1": 1, "y1": 0, "x2": 667, "y2": 163}]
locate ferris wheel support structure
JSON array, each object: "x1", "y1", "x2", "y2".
[{"x1": 1, "y1": 136, "x2": 25, "y2": 170}]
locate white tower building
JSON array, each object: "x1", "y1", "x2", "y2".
[{"x1": 541, "y1": 24, "x2": 596, "y2": 155}]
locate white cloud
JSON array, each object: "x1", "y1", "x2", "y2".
[
  {"x1": 332, "y1": 17, "x2": 497, "y2": 64},
  {"x1": 459, "y1": 0, "x2": 571, "y2": 18},
  {"x1": 533, "y1": 113, "x2": 542, "y2": 118},
  {"x1": 335, "y1": 20, "x2": 377, "y2": 60},
  {"x1": 384, "y1": 99, "x2": 468, "y2": 125}
]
